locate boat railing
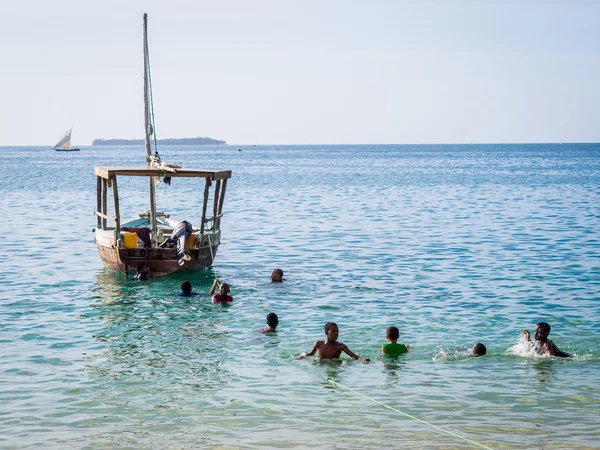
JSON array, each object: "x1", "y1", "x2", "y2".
[
  {"x1": 94, "y1": 211, "x2": 117, "y2": 224},
  {"x1": 202, "y1": 213, "x2": 223, "y2": 233},
  {"x1": 96, "y1": 214, "x2": 222, "y2": 235}
]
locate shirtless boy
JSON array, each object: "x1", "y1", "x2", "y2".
[
  {"x1": 258, "y1": 312, "x2": 279, "y2": 333},
  {"x1": 534, "y1": 322, "x2": 571, "y2": 358},
  {"x1": 298, "y1": 322, "x2": 369, "y2": 362}
]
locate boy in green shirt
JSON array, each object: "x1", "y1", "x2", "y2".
[{"x1": 381, "y1": 326, "x2": 411, "y2": 357}]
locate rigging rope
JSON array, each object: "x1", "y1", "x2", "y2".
[
  {"x1": 143, "y1": 17, "x2": 181, "y2": 188},
  {"x1": 325, "y1": 377, "x2": 494, "y2": 450},
  {"x1": 144, "y1": 32, "x2": 159, "y2": 158}
]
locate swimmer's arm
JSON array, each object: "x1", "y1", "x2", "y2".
[
  {"x1": 381, "y1": 346, "x2": 386, "y2": 355},
  {"x1": 547, "y1": 341, "x2": 561, "y2": 357},
  {"x1": 342, "y1": 344, "x2": 370, "y2": 363},
  {"x1": 209, "y1": 278, "x2": 220, "y2": 295},
  {"x1": 406, "y1": 344, "x2": 412, "y2": 351},
  {"x1": 296, "y1": 341, "x2": 319, "y2": 359}
]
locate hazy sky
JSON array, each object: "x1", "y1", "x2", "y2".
[{"x1": 1, "y1": 0, "x2": 599, "y2": 145}]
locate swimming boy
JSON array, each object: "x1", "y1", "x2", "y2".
[
  {"x1": 271, "y1": 268, "x2": 284, "y2": 283},
  {"x1": 259, "y1": 312, "x2": 279, "y2": 333},
  {"x1": 534, "y1": 322, "x2": 571, "y2": 357},
  {"x1": 298, "y1": 322, "x2": 369, "y2": 362},
  {"x1": 133, "y1": 263, "x2": 151, "y2": 281},
  {"x1": 472, "y1": 343, "x2": 487, "y2": 357},
  {"x1": 179, "y1": 280, "x2": 200, "y2": 296},
  {"x1": 212, "y1": 282, "x2": 233, "y2": 303},
  {"x1": 381, "y1": 326, "x2": 411, "y2": 356}
]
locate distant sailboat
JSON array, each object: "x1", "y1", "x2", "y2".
[{"x1": 53, "y1": 128, "x2": 80, "y2": 152}]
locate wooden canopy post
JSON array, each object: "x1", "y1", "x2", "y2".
[
  {"x1": 216, "y1": 179, "x2": 227, "y2": 230},
  {"x1": 200, "y1": 177, "x2": 211, "y2": 235},
  {"x1": 112, "y1": 175, "x2": 121, "y2": 245},
  {"x1": 102, "y1": 178, "x2": 108, "y2": 229},
  {"x1": 96, "y1": 176, "x2": 102, "y2": 229},
  {"x1": 212, "y1": 180, "x2": 221, "y2": 231}
]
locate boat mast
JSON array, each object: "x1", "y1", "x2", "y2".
[{"x1": 143, "y1": 13, "x2": 158, "y2": 246}]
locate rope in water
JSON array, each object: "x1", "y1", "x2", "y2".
[
  {"x1": 206, "y1": 234, "x2": 220, "y2": 286},
  {"x1": 326, "y1": 377, "x2": 494, "y2": 450}
]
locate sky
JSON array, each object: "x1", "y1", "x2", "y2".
[{"x1": 1, "y1": 0, "x2": 599, "y2": 145}]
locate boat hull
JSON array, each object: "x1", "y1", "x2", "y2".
[
  {"x1": 94, "y1": 228, "x2": 220, "y2": 276},
  {"x1": 96, "y1": 243, "x2": 217, "y2": 276}
]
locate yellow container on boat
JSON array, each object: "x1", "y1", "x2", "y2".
[
  {"x1": 123, "y1": 232, "x2": 138, "y2": 249},
  {"x1": 185, "y1": 233, "x2": 199, "y2": 248}
]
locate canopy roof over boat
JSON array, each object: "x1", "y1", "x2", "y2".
[{"x1": 94, "y1": 166, "x2": 232, "y2": 181}]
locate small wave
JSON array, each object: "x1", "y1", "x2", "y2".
[{"x1": 433, "y1": 345, "x2": 472, "y2": 362}]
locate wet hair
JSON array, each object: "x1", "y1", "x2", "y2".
[
  {"x1": 271, "y1": 268, "x2": 284, "y2": 282},
  {"x1": 473, "y1": 343, "x2": 487, "y2": 356},
  {"x1": 180, "y1": 280, "x2": 192, "y2": 294},
  {"x1": 324, "y1": 322, "x2": 338, "y2": 333},
  {"x1": 536, "y1": 322, "x2": 551, "y2": 334},
  {"x1": 137, "y1": 263, "x2": 145, "y2": 271},
  {"x1": 220, "y1": 283, "x2": 230, "y2": 293},
  {"x1": 386, "y1": 326, "x2": 400, "y2": 340},
  {"x1": 266, "y1": 312, "x2": 279, "y2": 328}
]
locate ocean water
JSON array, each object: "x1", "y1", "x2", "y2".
[{"x1": 0, "y1": 143, "x2": 599, "y2": 449}]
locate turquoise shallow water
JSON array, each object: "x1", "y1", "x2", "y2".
[{"x1": 1, "y1": 143, "x2": 599, "y2": 449}]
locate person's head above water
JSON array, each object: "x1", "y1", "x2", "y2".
[
  {"x1": 134, "y1": 263, "x2": 150, "y2": 280},
  {"x1": 266, "y1": 312, "x2": 279, "y2": 329},
  {"x1": 472, "y1": 343, "x2": 487, "y2": 356},
  {"x1": 271, "y1": 268, "x2": 284, "y2": 283},
  {"x1": 386, "y1": 326, "x2": 400, "y2": 342},
  {"x1": 324, "y1": 322, "x2": 339, "y2": 340},
  {"x1": 180, "y1": 280, "x2": 192, "y2": 294},
  {"x1": 219, "y1": 283, "x2": 230, "y2": 295},
  {"x1": 535, "y1": 322, "x2": 551, "y2": 342}
]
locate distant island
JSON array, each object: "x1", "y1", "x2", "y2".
[{"x1": 93, "y1": 137, "x2": 226, "y2": 145}]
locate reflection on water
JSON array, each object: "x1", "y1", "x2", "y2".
[
  {"x1": 381, "y1": 357, "x2": 407, "y2": 378},
  {"x1": 532, "y1": 359, "x2": 555, "y2": 383},
  {"x1": 88, "y1": 269, "x2": 232, "y2": 410},
  {"x1": 91, "y1": 270, "x2": 129, "y2": 305},
  {"x1": 321, "y1": 359, "x2": 344, "y2": 387}
]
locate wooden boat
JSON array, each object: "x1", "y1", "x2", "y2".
[
  {"x1": 54, "y1": 127, "x2": 80, "y2": 151},
  {"x1": 93, "y1": 14, "x2": 232, "y2": 277}
]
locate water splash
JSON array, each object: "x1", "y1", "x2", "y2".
[
  {"x1": 508, "y1": 334, "x2": 538, "y2": 358},
  {"x1": 433, "y1": 344, "x2": 473, "y2": 362}
]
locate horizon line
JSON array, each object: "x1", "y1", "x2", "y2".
[{"x1": 1, "y1": 141, "x2": 599, "y2": 147}]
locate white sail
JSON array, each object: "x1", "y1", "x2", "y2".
[{"x1": 53, "y1": 128, "x2": 73, "y2": 150}]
